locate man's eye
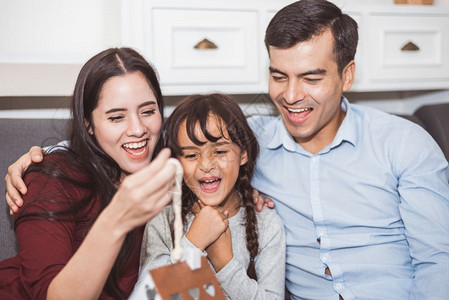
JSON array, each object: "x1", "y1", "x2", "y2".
[
  {"x1": 272, "y1": 76, "x2": 286, "y2": 82},
  {"x1": 305, "y1": 78, "x2": 321, "y2": 83},
  {"x1": 184, "y1": 153, "x2": 198, "y2": 159}
]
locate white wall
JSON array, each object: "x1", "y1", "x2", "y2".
[{"x1": 1, "y1": 0, "x2": 449, "y2": 118}]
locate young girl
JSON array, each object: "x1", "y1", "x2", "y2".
[
  {"x1": 137, "y1": 94, "x2": 286, "y2": 299},
  {"x1": 0, "y1": 48, "x2": 177, "y2": 299}
]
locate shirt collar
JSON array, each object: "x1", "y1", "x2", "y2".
[
  {"x1": 266, "y1": 97, "x2": 357, "y2": 152},
  {"x1": 330, "y1": 96, "x2": 357, "y2": 149},
  {"x1": 266, "y1": 117, "x2": 298, "y2": 151}
]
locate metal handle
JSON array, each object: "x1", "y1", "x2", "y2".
[
  {"x1": 194, "y1": 38, "x2": 218, "y2": 50},
  {"x1": 401, "y1": 41, "x2": 420, "y2": 51}
]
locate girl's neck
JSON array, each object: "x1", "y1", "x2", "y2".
[
  {"x1": 221, "y1": 190, "x2": 242, "y2": 217},
  {"x1": 193, "y1": 189, "x2": 242, "y2": 218}
]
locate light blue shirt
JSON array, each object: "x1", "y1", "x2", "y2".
[{"x1": 249, "y1": 98, "x2": 449, "y2": 300}]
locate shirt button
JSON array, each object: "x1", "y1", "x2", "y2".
[
  {"x1": 321, "y1": 255, "x2": 327, "y2": 262},
  {"x1": 335, "y1": 283, "x2": 343, "y2": 290},
  {"x1": 311, "y1": 157, "x2": 317, "y2": 162}
]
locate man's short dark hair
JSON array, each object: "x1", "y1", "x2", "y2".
[{"x1": 265, "y1": 0, "x2": 358, "y2": 75}]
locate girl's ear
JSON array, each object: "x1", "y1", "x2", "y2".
[
  {"x1": 240, "y1": 150, "x2": 248, "y2": 166},
  {"x1": 84, "y1": 118, "x2": 94, "y2": 135}
]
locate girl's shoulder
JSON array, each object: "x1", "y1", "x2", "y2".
[
  {"x1": 159, "y1": 205, "x2": 175, "y2": 222},
  {"x1": 145, "y1": 205, "x2": 175, "y2": 230}
]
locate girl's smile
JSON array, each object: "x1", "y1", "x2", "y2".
[
  {"x1": 177, "y1": 115, "x2": 248, "y2": 215},
  {"x1": 198, "y1": 176, "x2": 221, "y2": 194}
]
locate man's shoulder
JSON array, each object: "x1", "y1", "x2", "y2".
[
  {"x1": 351, "y1": 104, "x2": 424, "y2": 134},
  {"x1": 247, "y1": 115, "x2": 281, "y2": 139},
  {"x1": 350, "y1": 104, "x2": 439, "y2": 159}
]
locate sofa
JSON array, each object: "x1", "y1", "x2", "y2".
[
  {"x1": 1, "y1": 103, "x2": 449, "y2": 261},
  {"x1": 0, "y1": 119, "x2": 68, "y2": 261}
]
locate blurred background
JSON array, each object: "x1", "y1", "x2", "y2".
[{"x1": 1, "y1": 0, "x2": 449, "y2": 119}]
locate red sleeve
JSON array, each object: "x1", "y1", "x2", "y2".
[{"x1": 14, "y1": 168, "x2": 83, "y2": 300}]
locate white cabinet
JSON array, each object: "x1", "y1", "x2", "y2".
[
  {"x1": 2, "y1": 0, "x2": 449, "y2": 96},
  {"x1": 135, "y1": 1, "x2": 272, "y2": 95},
  {"x1": 130, "y1": 1, "x2": 449, "y2": 95},
  {"x1": 367, "y1": 13, "x2": 449, "y2": 86},
  {"x1": 151, "y1": 9, "x2": 259, "y2": 87}
]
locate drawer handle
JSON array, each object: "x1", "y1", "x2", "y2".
[
  {"x1": 401, "y1": 41, "x2": 420, "y2": 52},
  {"x1": 194, "y1": 38, "x2": 218, "y2": 50}
]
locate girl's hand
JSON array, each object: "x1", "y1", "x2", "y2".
[
  {"x1": 186, "y1": 205, "x2": 229, "y2": 251},
  {"x1": 100, "y1": 148, "x2": 177, "y2": 236},
  {"x1": 6, "y1": 146, "x2": 44, "y2": 215},
  {"x1": 206, "y1": 227, "x2": 233, "y2": 272}
]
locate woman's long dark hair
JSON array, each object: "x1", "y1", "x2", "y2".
[
  {"x1": 15, "y1": 47, "x2": 164, "y2": 299},
  {"x1": 165, "y1": 93, "x2": 260, "y2": 280}
]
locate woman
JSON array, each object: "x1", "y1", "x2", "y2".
[{"x1": 0, "y1": 47, "x2": 176, "y2": 299}]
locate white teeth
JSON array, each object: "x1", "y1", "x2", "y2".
[
  {"x1": 123, "y1": 140, "x2": 147, "y2": 149},
  {"x1": 131, "y1": 147, "x2": 146, "y2": 156},
  {"x1": 288, "y1": 108, "x2": 311, "y2": 113},
  {"x1": 201, "y1": 178, "x2": 219, "y2": 183}
]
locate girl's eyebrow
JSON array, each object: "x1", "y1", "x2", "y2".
[
  {"x1": 105, "y1": 100, "x2": 157, "y2": 114},
  {"x1": 215, "y1": 141, "x2": 231, "y2": 146},
  {"x1": 179, "y1": 141, "x2": 230, "y2": 150},
  {"x1": 180, "y1": 146, "x2": 197, "y2": 150}
]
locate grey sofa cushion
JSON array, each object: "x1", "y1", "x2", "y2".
[
  {"x1": 0, "y1": 118, "x2": 68, "y2": 261},
  {"x1": 414, "y1": 103, "x2": 449, "y2": 162}
]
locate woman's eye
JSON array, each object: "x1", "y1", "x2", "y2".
[
  {"x1": 108, "y1": 115, "x2": 123, "y2": 122},
  {"x1": 142, "y1": 109, "x2": 155, "y2": 116}
]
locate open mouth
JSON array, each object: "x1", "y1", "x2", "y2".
[
  {"x1": 122, "y1": 139, "x2": 149, "y2": 159},
  {"x1": 198, "y1": 177, "x2": 221, "y2": 193},
  {"x1": 288, "y1": 107, "x2": 312, "y2": 113},
  {"x1": 286, "y1": 107, "x2": 313, "y2": 124}
]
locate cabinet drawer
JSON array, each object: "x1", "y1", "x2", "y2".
[
  {"x1": 150, "y1": 9, "x2": 259, "y2": 86},
  {"x1": 368, "y1": 14, "x2": 449, "y2": 82}
]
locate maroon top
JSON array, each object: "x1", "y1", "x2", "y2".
[{"x1": 0, "y1": 154, "x2": 143, "y2": 299}]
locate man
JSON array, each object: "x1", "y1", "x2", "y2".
[
  {"x1": 5, "y1": 1, "x2": 449, "y2": 299},
  {"x1": 248, "y1": 0, "x2": 449, "y2": 299}
]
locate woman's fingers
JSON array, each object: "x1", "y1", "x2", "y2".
[
  {"x1": 111, "y1": 148, "x2": 178, "y2": 227},
  {"x1": 124, "y1": 148, "x2": 172, "y2": 189},
  {"x1": 126, "y1": 151, "x2": 177, "y2": 204}
]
